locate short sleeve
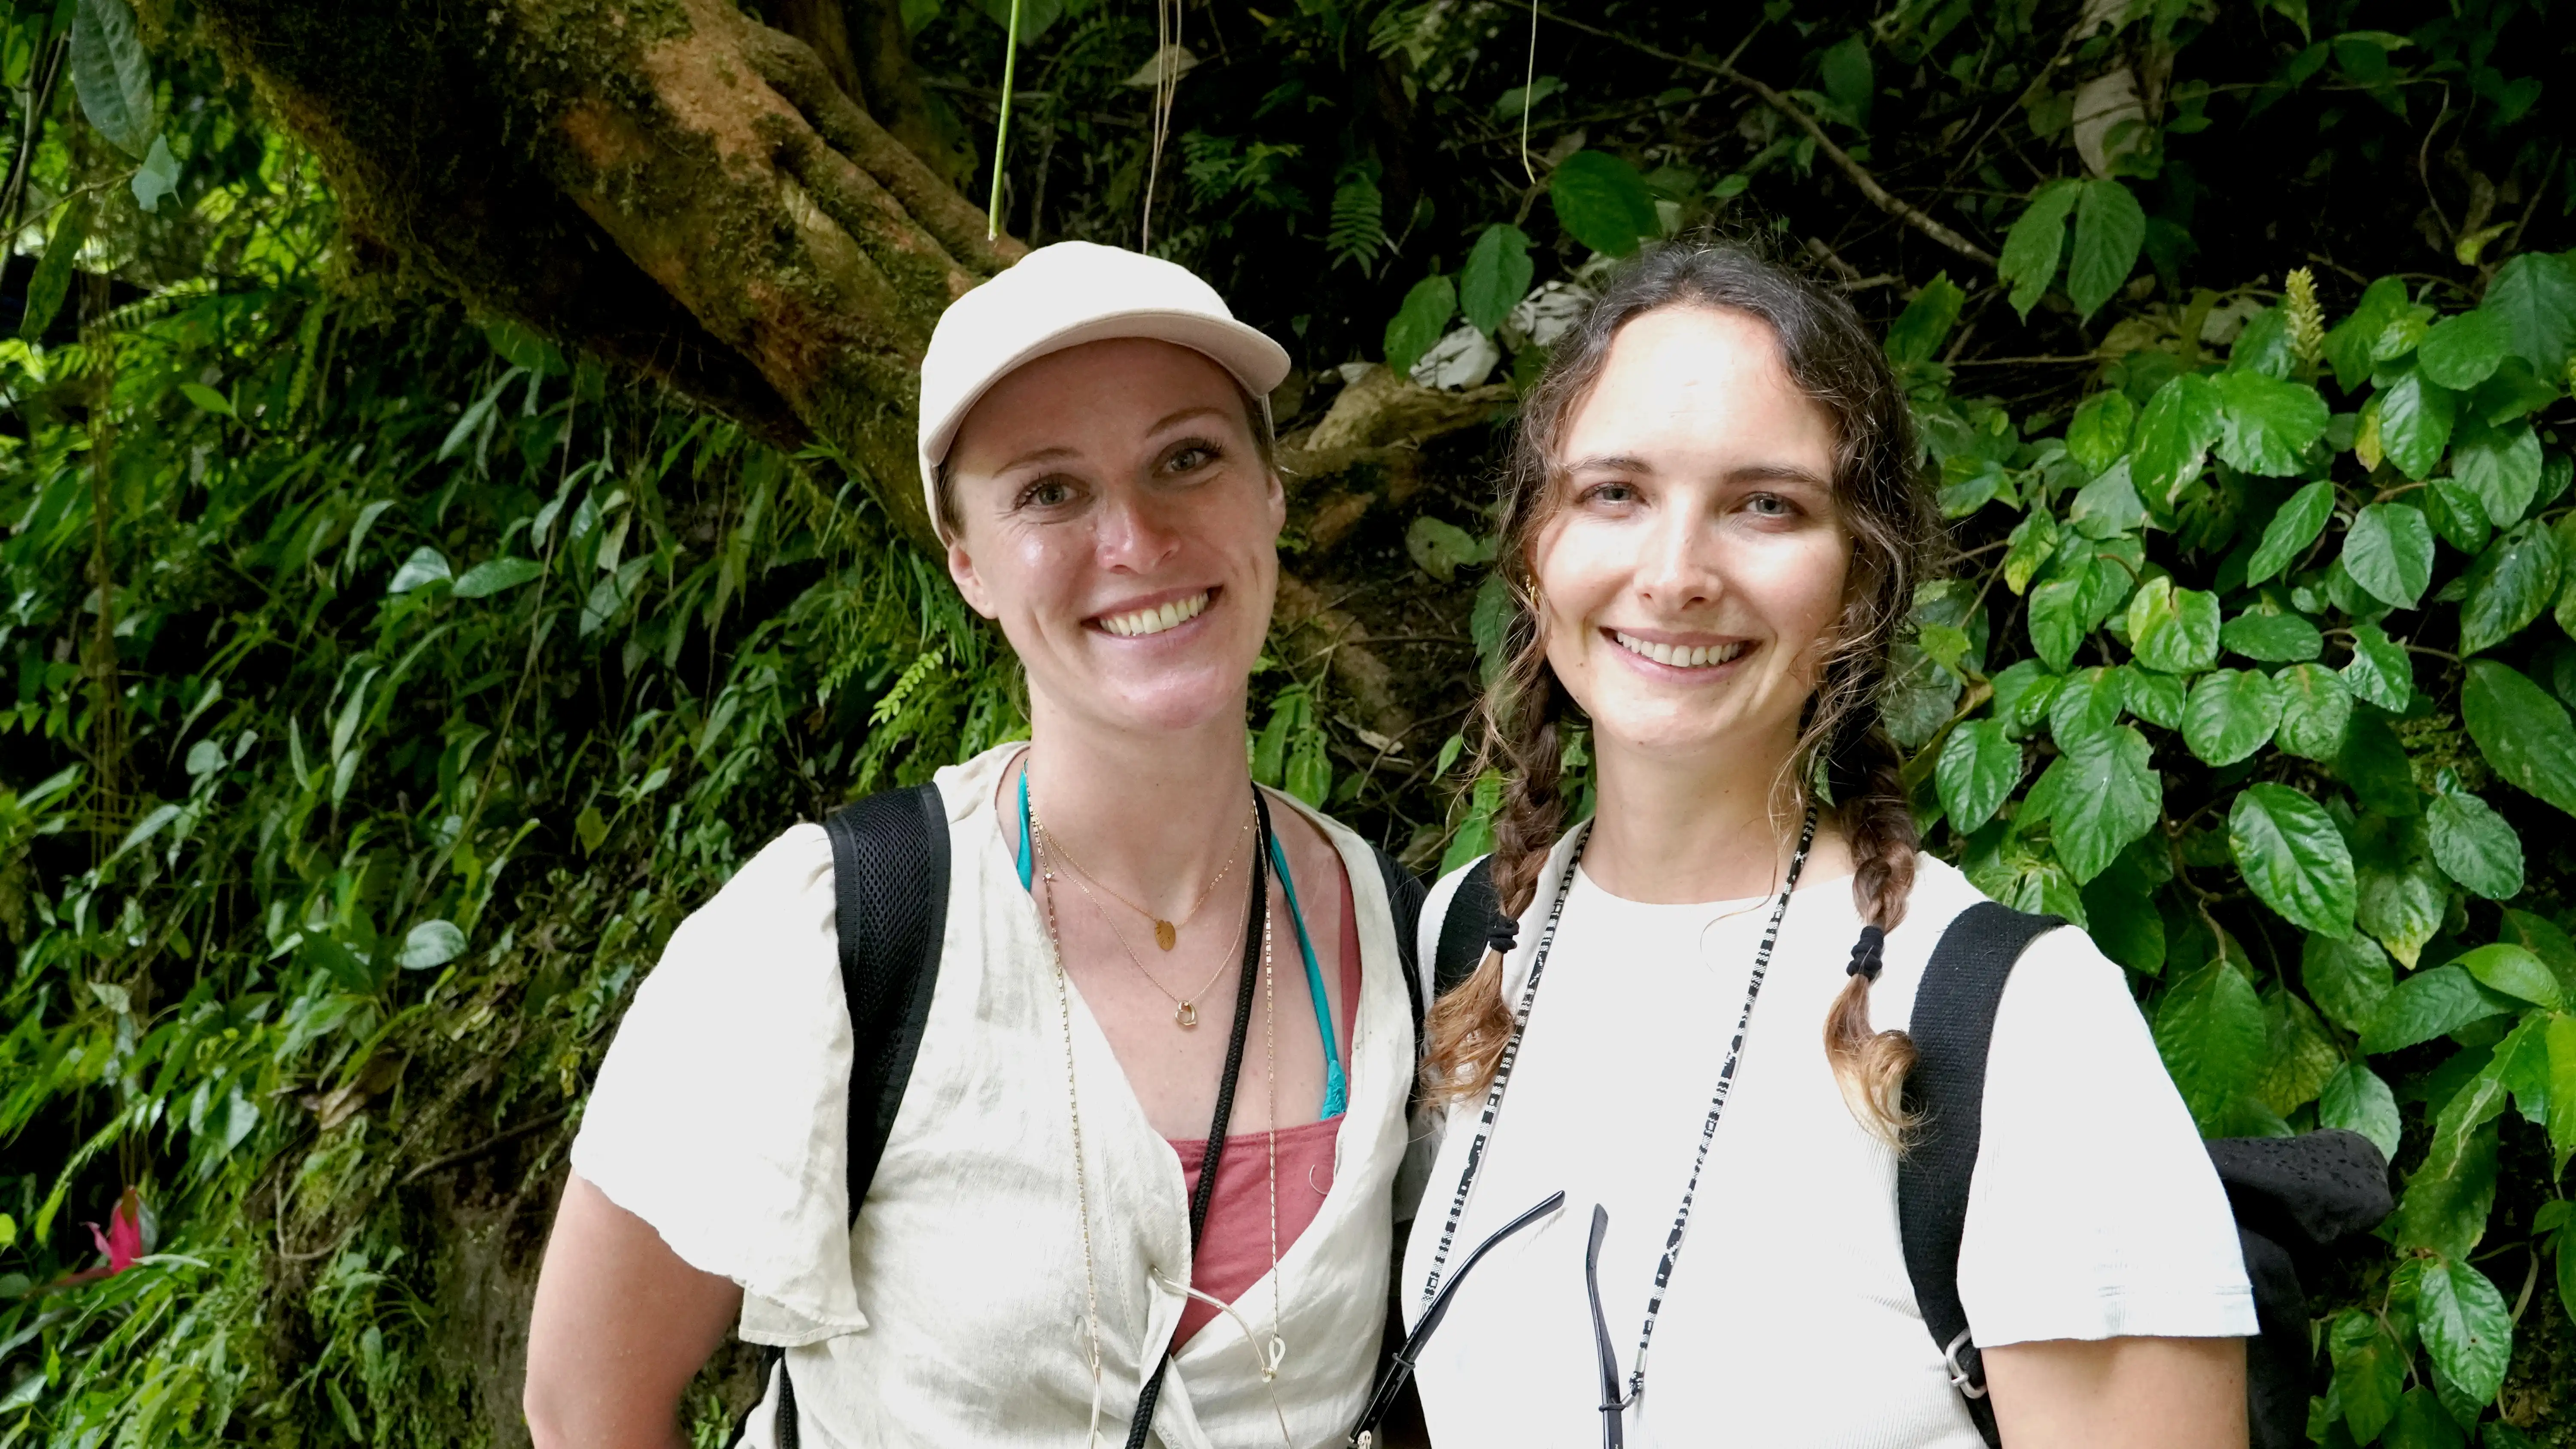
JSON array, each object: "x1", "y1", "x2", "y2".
[
  {"x1": 1954, "y1": 927, "x2": 2258, "y2": 1346},
  {"x1": 568, "y1": 823, "x2": 868, "y2": 1343}
]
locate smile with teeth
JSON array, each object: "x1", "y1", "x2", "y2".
[
  {"x1": 1613, "y1": 631, "x2": 1748, "y2": 669},
  {"x1": 1098, "y1": 591, "x2": 1212, "y2": 638}
]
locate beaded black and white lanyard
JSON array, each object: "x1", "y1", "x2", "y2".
[{"x1": 1417, "y1": 808, "x2": 1820, "y2": 1416}]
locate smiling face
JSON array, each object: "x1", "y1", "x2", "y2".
[
  {"x1": 1532, "y1": 304, "x2": 1852, "y2": 769},
  {"x1": 943, "y1": 336, "x2": 1283, "y2": 738}
]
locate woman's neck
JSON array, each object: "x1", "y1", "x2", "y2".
[
  {"x1": 1014, "y1": 694, "x2": 1261, "y2": 921},
  {"x1": 1580, "y1": 726, "x2": 1851, "y2": 905}
]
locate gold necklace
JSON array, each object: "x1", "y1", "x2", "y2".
[
  {"x1": 1041, "y1": 801, "x2": 1253, "y2": 950},
  {"x1": 1039, "y1": 814, "x2": 1247, "y2": 1028},
  {"x1": 1029, "y1": 822, "x2": 1109, "y2": 1446}
]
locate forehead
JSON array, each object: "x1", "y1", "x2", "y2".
[
  {"x1": 1561, "y1": 305, "x2": 1835, "y2": 463},
  {"x1": 950, "y1": 336, "x2": 1249, "y2": 468}
]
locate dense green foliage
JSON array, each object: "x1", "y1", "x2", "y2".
[{"x1": 4, "y1": 0, "x2": 2576, "y2": 1444}]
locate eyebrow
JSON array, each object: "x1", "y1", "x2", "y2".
[{"x1": 1562, "y1": 455, "x2": 1833, "y2": 487}]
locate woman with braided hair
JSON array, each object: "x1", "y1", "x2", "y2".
[{"x1": 1398, "y1": 243, "x2": 2254, "y2": 1447}]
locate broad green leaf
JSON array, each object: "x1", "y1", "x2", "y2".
[
  {"x1": 2549, "y1": 1014, "x2": 2576, "y2": 1171},
  {"x1": 2002, "y1": 509, "x2": 2058, "y2": 595},
  {"x1": 1459, "y1": 224, "x2": 1534, "y2": 336},
  {"x1": 2245, "y1": 479, "x2": 2335, "y2": 585},
  {"x1": 2416, "y1": 1258, "x2": 2512, "y2": 1405},
  {"x1": 2183, "y1": 670, "x2": 2281, "y2": 765},
  {"x1": 2335, "y1": 710, "x2": 2419, "y2": 817},
  {"x1": 2450, "y1": 415, "x2": 2543, "y2": 528},
  {"x1": 387, "y1": 546, "x2": 452, "y2": 595},
  {"x1": 2341, "y1": 502, "x2": 2434, "y2": 609},
  {"x1": 2426, "y1": 789, "x2": 2524, "y2": 900},
  {"x1": 2066, "y1": 464, "x2": 2144, "y2": 539},
  {"x1": 2152, "y1": 960, "x2": 2268, "y2": 1136},
  {"x1": 70, "y1": 0, "x2": 155, "y2": 157},
  {"x1": 2027, "y1": 568, "x2": 2087, "y2": 671},
  {"x1": 2126, "y1": 576, "x2": 2220, "y2": 674},
  {"x1": 2273, "y1": 663, "x2": 2351, "y2": 760},
  {"x1": 2220, "y1": 609, "x2": 2322, "y2": 663},
  {"x1": 2035, "y1": 724, "x2": 2160, "y2": 884},
  {"x1": 2129, "y1": 373, "x2": 2224, "y2": 500},
  {"x1": 2453, "y1": 943, "x2": 2564, "y2": 1009},
  {"x1": 2230, "y1": 783, "x2": 2355, "y2": 936},
  {"x1": 2361, "y1": 964, "x2": 2520, "y2": 1053},
  {"x1": 2481, "y1": 250, "x2": 2576, "y2": 372},
  {"x1": 1936, "y1": 719, "x2": 2020, "y2": 834},
  {"x1": 1819, "y1": 33, "x2": 1874, "y2": 127},
  {"x1": 2320, "y1": 1061, "x2": 2402, "y2": 1161},
  {"x1": 2047, "y1": 666, "x2": 2125, "y2": 753},
  {"x1": 2064, "y1": 391, "x2": 2133, "y2": 473},
  {"x1": 2424, "y1": 476, "x2": 2493, "y2": 551},
  {"x1": 2387, "y1": 1387, "x2": 2467, "y2": 1449},
  {"x1": 2078, "y1": 852, "x2": 2163, "y2": 974},
  {"x1": 18, "y1": 195, "x2": 94, "y2": 342},
  {"x1": 1548, "y1": 151, "x2": 1662, "y2": 257},
  {"x1": 1384, "y1": 274, "x2": 1457, "y2": 376},
  {"x1": 2329, "y1": 1310, "x2": 2405, "y2": 1443},
  {"x1": 2415, "y1": 306, "x2": 2513, "y2": 390},
  {"x1": 2458, "y1": 519, "x2": 2562, "y2": 654},
  {"x1": 1405, "y1": 515, "x2": 1494, "y2": 582},
  {"x1": 1440, "y1": 769, "x2": 1503, "y2": 874},
  {"x1": 1883, "y1": 273, "x2": 1965, "y2": 367},
  {"x1": 179, "y1": 382, "x2": 234, "y2": 419},
  {"x1": 1998, "y1": 179, "x2": 2079, "y2": 319},
  {"x1": 2462, "y1": 659, "x2": 2576, "y2": 816},
  {"x1": 2066, "y1": 179, "x2": 2145, "y2": 321},
  {"x1": 2208, "y1": 370, "x2": 2328, "y2": 475},
  {"x1": 396, "y1": 920, "x2": 466, "y2": 971},
  {"x1": 2377, "y1": 364, "x2": 2458, "y2": 479},
  {"x1": 2341, "y1": 620, "x2": 2414, "y2": 712},
  {"x1": 2254, "y1": 989, "x2": 2340, "y2": 1116},
  {"x1": 2121, "y1": 665, "x2": 2186, "y2": 730},
  {"x1": 2401, "y1": 1070, "x2": 2508, "y2": 1261},
  {"x1": 2502, "y1": 908, "x2": 2576, "y2": 997},
  {"x1": 1989, "y1": 660, "x2": 2061, "y2": 737},
  {"x1": 130, "y1": 133, "x2": 179, "y2": 214},
  {"x1": 2303, "y1": 931, "x2": 2392, "y2": 1033},
  {"x1": 2325, "y1": 276, "x2": 2412, "y2": 391},
  {"x1": 452, "y1": 557, "x2": 545, "y2": 599}
]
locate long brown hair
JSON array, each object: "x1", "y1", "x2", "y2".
[{"x1": 1422, "y1": 240, "x2": 1942, "y2": 1146}]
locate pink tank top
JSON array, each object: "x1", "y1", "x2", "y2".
[{"x1": 1166, "y1": 865, "x2": 1364, "y2": 1345}]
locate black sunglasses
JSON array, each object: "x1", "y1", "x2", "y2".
[
  {"x1": 1586, "y1": 1204, "x2": 1637, "y2": 1449},
  {"x1": 1346, "y1": 1190, "x2": 1565, "y2": 1449}
]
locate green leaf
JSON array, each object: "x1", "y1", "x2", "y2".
[
  {"x1": 2304, "y1": 931, "x2": 2393, "y2": 1033},
  {"x1": 2361, "y1": 964, "x2": 2520, "y2": 1053},
  {"x1": 1548, "y1": 151, "x2": 1662, "y2": 257},
  {"x1": 2401, "y1": 1072, "x2": 2508, "y2": 1262},
  {"x1": 1405, "y1": 515, "x2": 1495, "y2": 582},
  {"x1": 396, "y1": 920, "x2": 466, "y2": 971},
  {"x1": 2183, "y1": 670, "x2": 2282, "y2": 765},
  {"x1": 2335, "y1": 710, "x2": 2420, "y2": 818},
  {"x1": 2047, "y1": 666, "x2": 2126, "y2": 755},
  {"x1": 2356, "y1": 849, "x2": 2446, "y2": 967},
  {"x1": 2220, "y1": 609, "x2": 2322, "y2": 663},
  {"x1": 2067, "y1": 464, "x2": 2145, "y2": 539},
  {"x1": 2462, "y1": 659, "x2": 2576, "y2": 816},
  {"x1": 2254, "y1": 989, "x2": 2341, "y2": 1116},
  {"x1": 1936, "y1": 719, "x2": 2020, "y2": 834},
  {"x1": 1384, "y1": 274, "x2": 1458, "y2": 377},
  {"x1": 2152, "y1": 960, "x2": 2268, "y2": 1136},
  {"x1": 2342, "y1": 621, "x2": 2415, "y2": 712},
  {"x1": 1819, "y1": 33, "x2": 1874, "y2": 127},
  {"x1": 2121, "y1": 664, "x2": 2187, "y2": 730},
  {"x1": 2342, "y1": 502, "x2": 2435, "y2": 609},
  {"x1": 2129, "y1": 373, "x2": 2224, "y2": 500},
  {"x1": 2426, "y1": 789, "x2": 2524, "y2": 900},
  {"x1": 2064, "y1": 391, "x2": 2134, "y2": 474},
  {"x1": 2002, "y1": 509, "x2": 2058, "y2": 595},
  {"x1": 2453, "y1": 943, "x2": 2564, "y2": 1010},
  {"x1": 1458, "y1": 224, "x2": 1534, "y2": 336},
  {"x1": 2078, "y1": 852, "x2": 2163, "y2": 973},
  {"x1": 2273, "y1": 663, "x2": 2352, "y2": 760},
  {"x1": 1440, "y1": 769, "x2": 1503, "y2": 874},
  {"x1": 2548, "y1": 1014, "x2": 2576, "y2": 1171},
  {"x1": 2481, "y1": 250, "x2": 2576, "y2": 372},
  {"x1": 2502, "y1": 908, "x2": 2576, "y2": 998},
  {"x1": 2416, "y1": 1258, "x2": 2512, "y2": 1406},
  {"x1": 18, "y1": 194, "x2": 94, "y2": 342},
  {"x1": 2026, "y1": 569, "x2": 2088, "y2": 672},
  {"x1": 2458, "y1": 519, "x2": 2563, "y2": 654},
  {"x1": 1883, "y1": 273, "x2": 1965, "y2": 367},
  {"x1": 2320, "y1": 1061, "x2": 2402, "y2": 1161},
  {"x1": 179, "y1": 382, "x2": 235, "y2": 419},
  {"x1": 69, "y1": 0, "x2": 155, "y2": 157},
  {"x1": 2425, "y1": 476, "x2": 2494, "y2": 551},
  {"x1": 2037, "y1": 725, "x2": 2161, "y2": 885},
  {"x1": 2387, "y1": 1387, "x2": 2467, "y2": 1449},
  {"x1": 2126, "y1": 576, "x2": 2221, "y2": 674},
  {"x1": 1286, "y1": 726, "x2": 1331, "y2": 806},
  {"x1": 2450, "y1": 415, "x2": 2543, "y2": 528},
  {"x1": 2326, "y1": 276, "x2": 2412, "y2": 391},
  {"x1": 1998, "y1": 179, "x2": 2080, "y2": 319},
  {"x1": 129, "y1": 132, "x2": 179, "y2": 214},
  {"x1": 386, "y1": 546, "x2": 452, "y2": 595},
  {"x1": 2415, "y1": 307, "x2": 2513, "y2": 390},
  {"x1": 2329, "y1": 1308, "x2": 2406, "y2": 1443},
  {"x1": 2378, "y1": 365, "x2": 2458, "y2": 480},
  {"x1": 2066, "y1": 179, "x2": 2145, "y2": 321},
  {"x1": 2245, "y1": 479, "x2": 2336, "y2": 585},
  {"x1": 2208, "y1": 370, "x2": 2329, "y2": 476},
  {"x1": 2230, "y1": 783, "x2": 2356, "y2": 936},
  {"x1": 452, "y1": 557, "x2": 545, "y2": 600}
]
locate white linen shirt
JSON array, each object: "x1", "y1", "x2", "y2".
[
  {"x1": 572, "y1": 744, "x2": 1418, "y2": 1448},
  {"x1": 1401, "y1": 833, "x2": 2257, "y2": 1448}
]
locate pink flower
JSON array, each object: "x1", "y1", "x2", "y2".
[{"x1": 81, "y1": 1188, "x2": 145, "y2": 1275}]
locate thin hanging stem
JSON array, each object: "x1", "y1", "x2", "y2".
[
  {"x1": 1517, "y1": 0, "x2": 1539, "y2": 184},
  {"x1": 1141, "y1": 0, "x2": 1178, "y2": 251},
  {"x1": 987, "y1": 0, "x2": 1024, "y2": 240}
]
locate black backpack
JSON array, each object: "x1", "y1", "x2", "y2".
[
  {"x1": 1431, "y1": 861, "x2": 2394, "y2": 1449},
  {"x1": 736, "y1": 784, "x2": 1429, "y2": 1449}
]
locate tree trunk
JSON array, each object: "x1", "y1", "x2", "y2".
[{"x1": 184, "y1": 0, "x2": 1021, "y2": 549}]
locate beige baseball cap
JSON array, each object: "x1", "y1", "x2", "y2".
[{"x1": 917, "y1": 241, "x2": 1292, "y2": 540}]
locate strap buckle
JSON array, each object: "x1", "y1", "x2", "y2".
[{"x1": 1943, "y1": 1328, "x2": 1988, "y2": 1400}]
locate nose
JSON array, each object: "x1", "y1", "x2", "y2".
[
  {"x1": 1094, "y1": 481, "x2": 1182, "y2": 573},
  {"x1": 1632, "y1": 502, "x2": 1720, "y2": 609}
]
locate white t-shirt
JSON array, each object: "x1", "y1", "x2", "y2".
[
  {"x1": 571, "y1": 745, "x2": 1419, "y2": 1449},
  {"x1": 1400, "y1": 833, "x2": 2255, "y2": 1448}
]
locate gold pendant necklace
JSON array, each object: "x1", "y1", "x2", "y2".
[
  {"x1": 1035, "y1": 814, "x2": 1251, "y2": 1027},
  {"x1": 1040, "y1": 799, "x2": 1253, "y2": 950}
]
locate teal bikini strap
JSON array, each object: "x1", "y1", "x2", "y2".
[
  {"x1": 1268, "y1": 824, "x2": 1349, "y2": 1119},
  {"x1": 1015, "y1": 766, "x2": 1036, "y2": 892}
]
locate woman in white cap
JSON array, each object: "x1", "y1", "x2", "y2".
[{"x1": 522, "y1": 242, "x2": 1426, "y2": 1449}]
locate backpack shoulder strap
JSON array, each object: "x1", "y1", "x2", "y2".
[
  {"x1": 1896, "y1": 900, "x2": 2064, "y2": 1449},
  {"x1": 1431, "y1": 854, "x2": 1498, "y2": 997},
  {"x1": 820, "y1": 782, "x2": 951, "y2": 1225},
  {"x1": 1369, "y1": 843, "x2": 1429, "y2": 1040}
]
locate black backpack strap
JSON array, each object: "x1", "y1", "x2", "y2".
[
  {"x1": 1431, "y1": 854, "x2": 1498, "y2": 997},
  {"x1": 1896, "y1": 901, "x2": 2063, "y2": 1449},
  {"x1": 1370, "y1": 843, "x2": 1428, "y2": 1039}
]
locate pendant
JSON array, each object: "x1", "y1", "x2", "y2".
[
  {"x1": 1176, "y1": 1000, "x2": 1198, "y2": 1028},
  {"x1": 1153, "y1": 919, "x2": 1178, "y2": 951}
]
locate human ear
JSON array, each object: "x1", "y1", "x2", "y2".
[
  {"x1": 946, "y1": 537, "x2": 1002, "y2": 620},
  {"x1": 1264, "y1": 466, "x2": 1286, "y2": 536}
]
